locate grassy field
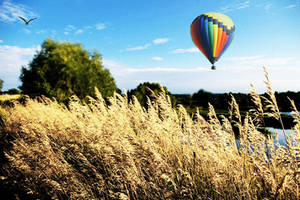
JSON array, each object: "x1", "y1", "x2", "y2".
[
  {"x1": 0, "y1": 72, "x2": 299, "y2": 199},
  {"x1": 0, "y1": 94, "x2": 21, "y2": 102}
]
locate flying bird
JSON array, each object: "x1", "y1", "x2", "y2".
[{"x1": 19, "y1": 16, "x2": 37, "y2": 25}]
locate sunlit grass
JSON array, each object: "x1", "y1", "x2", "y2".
[
  {"x1": 0, "y1": 71, "x2": 299, "y2": 199},
  {"x1": 0, "y1": 94, "x2": 21, "y2": 102}
]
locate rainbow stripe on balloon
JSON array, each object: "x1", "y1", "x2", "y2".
[{"x1": 191, "y1": 12, "x2": 235, "y2": 65}]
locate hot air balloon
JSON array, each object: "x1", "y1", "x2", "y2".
[{"x1": 190, "y1": 12, "x2": 235, "y2": 70}]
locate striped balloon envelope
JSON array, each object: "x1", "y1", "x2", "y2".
[{"x1": 190, "y1": 12, "x2": 235, "y2": 70}]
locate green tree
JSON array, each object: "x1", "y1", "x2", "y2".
[
  {"x1": 128, "y1": 82, "x2": 175, "y2": 108},
  {"x1": 7, "y1": 88, "x2": 20, "y2": 94},
  {"x1": 0, "y1": 79, "x2": 3, "y2": 93},
  {"x1": 19, "y1": 39, "x2": 117, "y2": 101},
  {"x1": 191, "y1": 89, "x2": 216, "y2": 109}
]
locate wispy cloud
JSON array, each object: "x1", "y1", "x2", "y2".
[
  {"x1": 172, "y1": 47, "x2": 198, "y2": 54},
  {"x1": 95, "y1": 23, "x2": 106, "y2": 30},
  {"x1": 36, "y1": 29, "x2": 46, "y2": 34},
  {"x1": 65, "y1": 24, "x2": 76, "y2": 32},
  {"x1": 153, "y1": 38, "x2": 170, "y2": 44},
  {"x1": 123, "y1": 37, "x2": 170, "y2": 52},
  {"x1": 285, "y1": 4, "x2": 297, "y2": 9},
  {"x1": 23, "y1": 28, "x2": 31, "y2": 34},
  {"x1": 64, "y1": 24, "x2": 79, "y2": 35},
  {"x1": 220, "y1": 1, "x2": 250, "y2": 13},
  {"x1": 63, "y1": 23, "x2": 106, "y2": 35},
  {"x1": 152, "y1": 57, "x2": 163, "y2": 61},
  {"x1": 75, "y1": 29, "x2": 83, "y2": 34},
  {"x1": 0, "y1": 0, "x2": 38, "y2": 23},
  {"x1": 124, "y1": 43, "x2": 151, "y2": 52},
  {"x1": 85, "y1": 25, "x2": 93, "y2": 29},
  {"x1": 0, "y1": 40, "x2": 3, "y2": 43}
]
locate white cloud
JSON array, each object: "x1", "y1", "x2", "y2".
[
  {"x1": 153, "y1": 38, "x2": 170, "y2": 44},
  {"x1": 0, "y1": 44, "x2": 40, "y2": 90},
  {"x1": 0, "y1": 0, "x2": 38, "y2": 23},
  {"x1": 63, "y1": 23, "x2": 105, "y2": 35},
  {"x1": 152, "y1": 57, "x2": 163, "y2": 61},
  {"x1": 95, "y1": 23, "x2": 106, "y2": 30},
  {"x1": 124, "y1": 43, "x2": 151, "y2": 51},
  {"x1": 123, "y1": 38, "x2": 169, "y2": 52},
  {"x1": 172, "y1": 47, "x2": 198, "y2": 54},
  {"x1": 285, "y1": 4, "x2": 297, "y2": 9},
  {"x1": 220, "y1": 1, "x2": 250, "y2": 13},
  {"x1": 75, "y1": 29, "x2": 83, "y2": 34},
  {"x1": 65, "y1": 24, "x2": 76, "y2": 32},
  {"x1": 0, "y1": 40, "x2": 3, "y2": 43},
  {"x1": 64, "y1": 25, "x2": 84, "y2": 35},
  {"x1": 237, "y1": 1, "x2": 250, "y2": 9}
]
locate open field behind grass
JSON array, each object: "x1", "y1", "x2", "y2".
[{"x1": 0, "y1": 76, "x2": 299, "y2": 199}]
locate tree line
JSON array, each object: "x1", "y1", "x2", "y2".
[{"x1": 172, "y1": 90, "x2": 300, "y2": 112}]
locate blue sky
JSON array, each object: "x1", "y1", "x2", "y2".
[{"x1": 0, "y1": 0, "x2": 300, "y2": 94}]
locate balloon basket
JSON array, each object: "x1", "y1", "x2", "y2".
[{"x1": 211, "y1": 65, "x2": 216, "y2": 70}]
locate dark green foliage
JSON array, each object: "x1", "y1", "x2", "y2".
[
  {"x1": 230, "y1": 92, "x2": 252, "y2": 111},
  {"x1": 191, "y1": 89, "x2": 217, "y2": 109},
  {"x1": 171, "y1": 90, "x2": 298, "y2": 128},
  {"x1": 274, "y1": 91, "x2": 300, "y2": 111},
  {"x1": 0, "y1": 79, "x2": 3, "y2": 93},
  {"x1": 172, "y1": 94, "x2": 192, "y2": 107},
  {"x1": 6, "y1": 88, "x2": 20, "y2": 95},
  {"x1": 19, "y1": 38, "x2": 117, "y2": 102}
]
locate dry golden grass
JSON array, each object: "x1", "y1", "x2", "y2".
[
  {"x1": 0, "y1": 94, "x2": 21, "y2": 102},
  {"x1": 0, "y1": 70, "x2": 299, "y2": 199}
]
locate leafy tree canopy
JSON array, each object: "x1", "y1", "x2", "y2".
[
  {"x1": 19, "y1": 38, "x2": 117, "y2": 101},
  {"x1": 191, "y1": 89, "x2": 216, "y2": 108}
]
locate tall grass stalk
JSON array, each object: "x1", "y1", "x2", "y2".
[
  {"x1": 250, "y1": 82, "x2": 267, "y2": 134},
  {"x1": 263, "y1": 67, "x2": 288, "y2": 144}
]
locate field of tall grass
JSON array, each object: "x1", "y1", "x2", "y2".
[{"x1": 0, "y1": 69, "x2": 299, "y2": 199}]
